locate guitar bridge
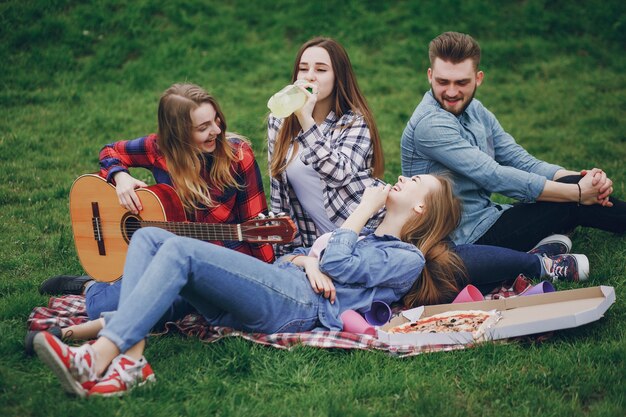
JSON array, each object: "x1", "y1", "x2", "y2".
[{"x1": 91, "y1": 202, "x2": 106, "y2": 256}]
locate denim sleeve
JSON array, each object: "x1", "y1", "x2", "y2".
[
  {"x1": 413, "y1": 111, "x2": 548, "y2": 202},
  {"x1": 485, "y1": 109, "x2": 563, "y2": 180},
  {"x1": 275, "y1": 247, "x2": 310, "y2": 264},
  {"x1": 319, "y1": 229, "x2": 423, "y2": 289}
]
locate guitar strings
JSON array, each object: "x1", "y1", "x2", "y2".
[
  {"x1": 138, "y1": 221, "x2": 239, "y2": 240},
  {"x1": 80, "y1": 219, "x2": 289, "y2": 242}
]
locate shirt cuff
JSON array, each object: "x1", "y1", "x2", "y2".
[
  {"x1": 278, "y1": 247, "x2": 310, "y2": 263},
  {"x1": 106, "y1": 167, "x2": 129, "y2": 184},
  {"x1": 543, "y1": 164, "x2": 564, "y2": 180},
  {"x1": 327, "y1": 228, "x2": 358, "y2": 250},
  {"x1": 527, "y1": 175, "x2": 548, "y2": 201}
]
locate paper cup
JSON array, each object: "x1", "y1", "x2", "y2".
[
  {"x1": 364, "y1": 300, "x2": 392, "y2": 326},
  {"x1": 523, "y1": 280, "x2": 556, "y2": 296},
  {"x1": 340, "y1": 310, "x2": 376, "y2": 336},
  {"x1": 452, "y1": 284, "x2": 484, "y2": 303}
]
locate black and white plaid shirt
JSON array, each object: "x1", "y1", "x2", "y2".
[{"x1": 268, "y1": 110, "x2": 385, "y2": 255}]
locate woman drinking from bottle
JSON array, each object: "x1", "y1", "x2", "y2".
[{"x1": 268, "y1": 36, "x2": 385, "y2": 255}]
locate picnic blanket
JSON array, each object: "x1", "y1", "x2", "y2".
[{"x1": 27, "y1": 275, "x2": 535, "y2": 358}]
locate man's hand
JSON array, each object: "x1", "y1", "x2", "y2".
[{"x1": 581, "y1": 168, "x2": 613, "y2": 206}]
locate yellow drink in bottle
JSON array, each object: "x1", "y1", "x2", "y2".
[{"x1": 267, "y1": 81, "x2": 308, "y2": 117}]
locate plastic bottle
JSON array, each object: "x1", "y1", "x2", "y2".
[{"x1": 267, "y1": 80, "x2": 309, "y2": 118}]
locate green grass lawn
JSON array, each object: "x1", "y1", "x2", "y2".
[{"x1": 1, "y1": 1, "x2": 625, "y2": 416}]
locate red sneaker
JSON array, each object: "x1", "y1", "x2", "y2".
[
  {"x1": 88, "y1": 354, "x2": 155, "y2": 397},
  {"x1": 33, "y1": 332, "x2": 98, "y2": 397}
]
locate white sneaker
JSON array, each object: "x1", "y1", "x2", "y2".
[
  {"x1": 529, "y1": 234, "x2": 572, "y2": 257},
  {"x1": 545, "y1": 254, "x2": 590, "y2": 282}
]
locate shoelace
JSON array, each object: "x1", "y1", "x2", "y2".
[
  {"x1": 552, "y1": 265, "x2": 568, "y2": 276},
  {"x1": 71, "y1": 345, "x2": 97, "y2": 382},
  {"x1": 103, "y1": 356, "x2": 143, "y2": 387},
  {"x1": 550, "y1": 263, "x2": 570, "y2": 282}
]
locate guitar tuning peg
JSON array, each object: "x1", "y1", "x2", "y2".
[
  {"x1": 276, "y1": 212, "x2": 286, "y2": 217},
  {"x1": 256, "y1": 213, "x2": 267, "y2": 219}
]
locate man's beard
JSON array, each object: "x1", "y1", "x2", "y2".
[{"x1": 432, "y1": 85, "x2": 477, "y2": 116}]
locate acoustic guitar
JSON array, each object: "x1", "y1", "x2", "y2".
[{"x1": 69, "y1": 174, "x2": 296, "y2": 282}]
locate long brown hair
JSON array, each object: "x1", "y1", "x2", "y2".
[
  {"x1": 157, "y1": 83, "x2": 241, "y2": 211},
  {"x1": 270, "y1": 37, "x2": 384, "y2": 178},
  {"x1": 401, "y1": 176, "x2": 467, "y2": 307}
]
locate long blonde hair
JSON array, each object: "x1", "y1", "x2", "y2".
[
  {"x1": 401, "y1": 176, "x2": 467, "y2": 307},
  {"x1": 270, "y1": 37, "x2": 384, "y2": 178},
  {"x1": 157, "y1": 83, "x2": 240, "y2": 211}
]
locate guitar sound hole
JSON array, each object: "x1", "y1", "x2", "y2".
[{"x1": 121, "y1": 214, "x2": 142, "y2": 244}]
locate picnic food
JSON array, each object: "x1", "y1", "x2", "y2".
[{"x1": 387, "y1": 310, "x2": 499, "y2": 336}]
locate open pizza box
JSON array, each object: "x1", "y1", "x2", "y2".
[{"x1": 377, "y1": 286, "x2": 616, "y2": 347}]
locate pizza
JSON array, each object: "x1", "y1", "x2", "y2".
[{"x1": 387, "y1": 309, "x2": 500, "y2": 337}]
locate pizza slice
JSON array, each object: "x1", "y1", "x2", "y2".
[{"x1": 387, "y1": 309, "x2": 500, "y2": 339}]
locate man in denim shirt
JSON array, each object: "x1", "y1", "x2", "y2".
[{"x1": 401, "y1": 32, "x2": 625, "y2": 251}]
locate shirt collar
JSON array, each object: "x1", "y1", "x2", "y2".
[
  {"x1": 322, "y1": 110, "x2": 337, "y2": 127},
  {"x1": 324, "y1": 110, "x2": 337, "y2": 122},
  {"x1": 317, "y1": 110, "x2": 338, "y2": 136}
]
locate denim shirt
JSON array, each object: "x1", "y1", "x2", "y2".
[
  {"x1": 284, "y1": 228, "x2": 424, "y2": 330},
  {"x1": 400, "y1": 91, "x2": 562, "y2": 244}
]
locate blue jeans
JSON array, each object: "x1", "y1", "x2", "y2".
[
  {"x1": 454, "y1": 244, "x2": 543, "y2": 293},
  {"x1": 100, "y1": 228, "x2": 321, "y2": 353},
  {"x1": 85, "y1": 282, "x2": 119, "y2": 320},
  {"x1": 86, "y1": 281, "x2": 196, "y2": 328},
  {"x1": 89, "y1": 243, "x2": 544, "y2": 323}
]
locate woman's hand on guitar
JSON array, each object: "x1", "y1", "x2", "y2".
[{"x1": 113, "y1": 172, "x2": 147, "y2": 214}]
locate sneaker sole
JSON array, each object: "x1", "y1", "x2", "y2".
[
  {"x1": 89, "y1": 374, "x2": 156, "y2": 397},
  {"x1": 33, "y1": 333, "x2": 88, "y2": 398}
]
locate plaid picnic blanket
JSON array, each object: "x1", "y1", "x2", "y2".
[{"x1": 27, "y1": 275, "x2": 535, "y2": 358}]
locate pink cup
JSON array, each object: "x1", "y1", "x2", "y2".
[
  {"x1": 523, "y1": 280, "x2": 555, "y2": 296},
  {"x1": 340, "y1": 310, "x2": 376, "y2": 336},
  {"x1": 452, "y1": 284, "x2": 484, "y2": 303},
  {"x1": 364, "y1": 300, "x2": 392, "y2": 326}
]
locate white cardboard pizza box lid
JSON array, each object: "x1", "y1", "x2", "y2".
[{"x1": 377, "y1": 286, "x2": 615, "y2": 347}]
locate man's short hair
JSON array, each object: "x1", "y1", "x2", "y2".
[{"x1": 429, "y1": 32, "x2": 481, "y2": 70}]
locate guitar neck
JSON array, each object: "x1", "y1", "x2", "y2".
[{"x1": 141, "y1": 220, "x2": 242, "y2": 241}]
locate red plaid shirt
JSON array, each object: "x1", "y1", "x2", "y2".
[{"x1": 99, "y1": 134, "x2": 274, "y2": 263}]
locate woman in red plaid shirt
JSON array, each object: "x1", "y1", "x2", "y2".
[{"x1": 39, "y1": 83, "x2": 274, "y2": 320}]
